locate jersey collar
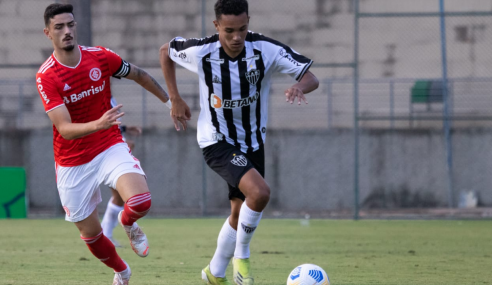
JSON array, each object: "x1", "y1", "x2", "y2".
[{"x1": 52, "y1": 45, "x2": 83, "y2": 69}]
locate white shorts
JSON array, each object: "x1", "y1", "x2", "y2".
[{"x1": 56, "y1": 143, "x2": 145, "y2": 222}]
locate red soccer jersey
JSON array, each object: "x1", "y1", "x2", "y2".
[{"x1": 36, "y1": 45, "x2": 127, "y2": 167}]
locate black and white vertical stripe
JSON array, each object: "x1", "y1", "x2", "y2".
[
  {"x1": 253, "y1": 49, "x2": 265, "y2": 147},
  {"x1": 203, "y1": 54, "x2": 221, "y2": 135},
  {"x1": 169, "y1": 31, "x2": 313, "y2": 153}
]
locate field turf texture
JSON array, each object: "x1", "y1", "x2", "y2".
[{"x1": 1, "y1": 219, "x2": 491, "y2": 284}]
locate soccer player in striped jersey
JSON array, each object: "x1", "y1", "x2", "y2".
[
  {"x1": 159, "y1": 0, "x2": 319, "y2": 284},
  {"x1": 36, "y1": 4, "x2": 175, "y2": 285}
]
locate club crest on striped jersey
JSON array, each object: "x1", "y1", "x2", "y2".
[
  {"x1": 231, "y1": 153, "x2": 247, "y2": 167},
  {"x1": 89, "y1": 68, "x2": 101, "y2": 81},
  {"x1": 245, "y1": 69, "x2": 260, "y2": 86}
]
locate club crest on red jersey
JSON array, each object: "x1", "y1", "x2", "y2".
[{"x1": 89, "y1": 68, "x2": 101, "y2": 81}]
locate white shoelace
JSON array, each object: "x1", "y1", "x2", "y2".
[{"x1": 129, "y1": 224, "x2": 145, "y2": 242}]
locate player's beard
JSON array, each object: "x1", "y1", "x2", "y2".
[{"x1": 63, "y1": 44, "x2": 75, "y2": 51}]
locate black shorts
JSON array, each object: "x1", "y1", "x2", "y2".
[{"x1": 202, "y1": 141, "x2": 265, "y2": 201}]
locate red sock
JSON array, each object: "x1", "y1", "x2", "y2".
[
  {"x1": 120, "y1": 192, "x2": 151, "y2": 226},
  {"x1": 81, "y1": 231, "x2": 127, "y2": 272}
]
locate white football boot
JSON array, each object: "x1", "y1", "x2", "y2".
[
  {"x1": 118, "y1": 211, "x2": 149, "y2": 257},
  {"x1": 113, "y1": 260, "x2": 131, "y2": 285}
]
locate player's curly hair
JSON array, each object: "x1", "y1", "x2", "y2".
[
  {"x1": 44, "y1": 3, "x2": 73, "y2": 27},
  {"x1": 214, "y1": 0, "x2": 249, "y2": 20}
]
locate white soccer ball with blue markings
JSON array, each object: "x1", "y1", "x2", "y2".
[{"x1": 287, "y1": 264, "x2": 330, "y2": 285}]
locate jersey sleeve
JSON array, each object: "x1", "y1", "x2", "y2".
[
  {"x1": 273, "y1": 44, "x2": 313, "y2": 81},
  {"x1": 99, "y1": 46, "x2": 131, "y2": 78},
  {"x1": 35, "y1": 73, "x2": 65, "y2": 113},
  {"x1": 168, "y1": 37, "x2": 201, "y2": 74}
]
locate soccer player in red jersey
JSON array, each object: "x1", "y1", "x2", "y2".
[{"x1": 36, "y1": 4, "x2": 179, "y2": 285}]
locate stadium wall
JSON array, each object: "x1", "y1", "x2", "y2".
[
  {"x1": 1, "y1": 128, "x2": 492, "y2": 216},
  {"x1": 1, "y1": 0, "x2": 491, "y2": 79}
]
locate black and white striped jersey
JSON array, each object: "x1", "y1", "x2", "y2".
[{"x1": 168, "y1": 31, "x2": 313, "y2": 152}]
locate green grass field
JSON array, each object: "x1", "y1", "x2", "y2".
[{"x1": 1, "y1": 218, "x2": 491, "y2": 285}]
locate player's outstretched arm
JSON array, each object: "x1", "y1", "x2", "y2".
[
  {"x1": 284, "y1": 71, "x2": 319, "y2": 105},
  {"x1": 125, "y1": 63, "x2": 169, "y2": 104},
  {"x1": 124, "y1": 63, "x2": 185, "y2": 130},
  {"x1": 159, "y1": 42, "x2": 191, "y2": 131},
  {"x1": 47, "y1": 104, "x2": 124, "y2": 140}
]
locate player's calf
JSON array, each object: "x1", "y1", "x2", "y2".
[{"x1": 81, "y1": 230, "x2": 127, "y2": 272}]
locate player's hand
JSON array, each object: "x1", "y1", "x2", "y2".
[
  {"x1": 170, "y1": 97, "x2": 191, "y2": 131},
  {"x1": 285, "y1": 86, "x2": 308, "y2": 105},
  {"x1": 126, "y1": 126, "x2": 142, "y2": 136},
  {"x1": 97, "y1": 104, "x2": 124, "y2": 130}
]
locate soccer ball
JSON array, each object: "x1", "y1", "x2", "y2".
[{"x1": 286, "y1": 264, "x2": 330, "y2": 285}]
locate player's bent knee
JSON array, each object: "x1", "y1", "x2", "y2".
[
  {"x1": 126, "y1": 192, "x2": 152, "y2": 217},
  {"x1": 249, "y1": 185, "x2": 270, "y2": 207},
  {"x1": 258, "y1": 186, "x2": 271, "y2": 205}
]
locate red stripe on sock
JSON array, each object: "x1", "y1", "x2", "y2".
[
  {"x1": 120, "y1": 192, "x2": 151, "y2": 226},
  {"x1": 81, "y1": 231, "x2": 126, "y2": 272}
]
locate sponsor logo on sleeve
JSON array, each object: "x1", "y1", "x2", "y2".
[
  {"x1": 279, "y1": 48, "x2": 301, "y2": 67},
  {"x1": 175, "y1": 52, "x2": 190, "y2": 63},
  {"x1": 37, "y1": 83, "x2": 50, "y2": 104}
]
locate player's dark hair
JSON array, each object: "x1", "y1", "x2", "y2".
[
  {"x1": 214, "y1": 0, "x2": 248, "y2": 20},
  {"x1": 44, "y1": 3, "x2": 74, "y2": 27}
]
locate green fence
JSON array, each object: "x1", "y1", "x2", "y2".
[{"x1": 0, "y1": 167, "x2": 27, "y2": 219}]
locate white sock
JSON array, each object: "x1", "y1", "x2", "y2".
[
  {"x1": 234, "y1": 203, "x2": 262, "y2": 259},
  {"x1": 210, "y1": 217, "x2": 237, "y2": 278},
  {"x1": 101, "y1": 198, "x2": 124, "y2": 238}
]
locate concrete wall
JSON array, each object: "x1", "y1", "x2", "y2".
[
  {"x1": 1, "y1": 0, "x2": 492, "y2": 79},
  {"x1": 2, "y1": 128, "x2": 492, "y2": 216}
]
